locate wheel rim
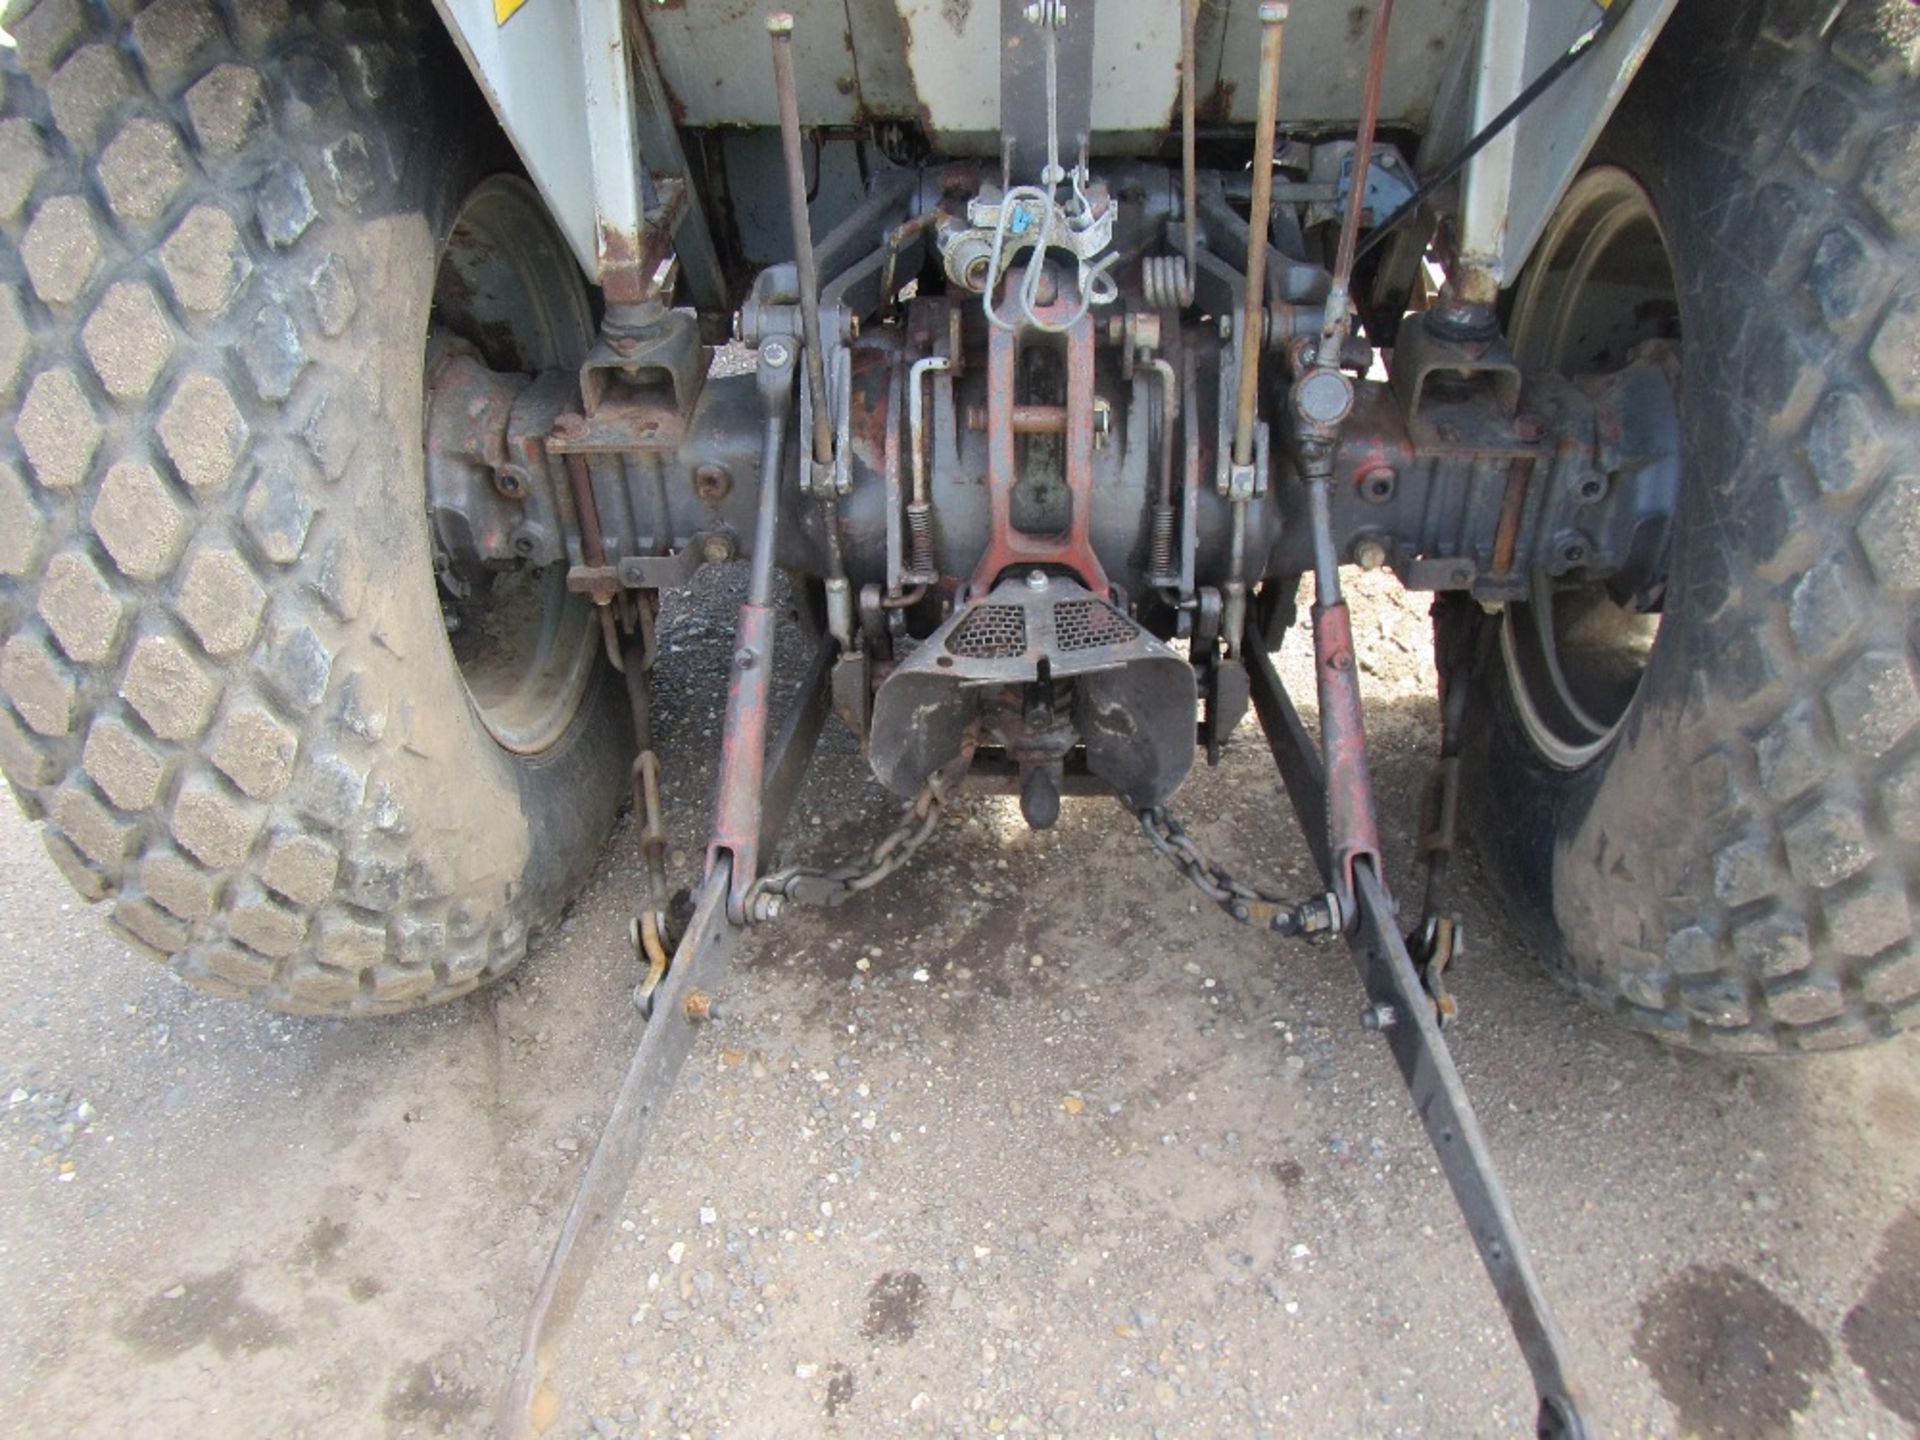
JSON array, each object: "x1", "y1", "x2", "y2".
[
  {"x1": 429, "y1": 176, "x2": 598, "y2": 756},
  {"x1": 1501, "y1": 167, "x2": 1677, "y2": 770}
]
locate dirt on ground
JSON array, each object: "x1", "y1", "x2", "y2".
[{"x1": 3, "y1": 571, "x2": 1917, "y2": 1439}]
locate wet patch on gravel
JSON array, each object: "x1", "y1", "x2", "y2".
[
  {"x1": 1843, "y1": 1208, "x2": 1920, "y2": 1425},
  {"x1": 862, "y1": 1268, "x2": 928, "y2": 1342},
  {"x1": 116, "y1": 1266, "x2": 288, "y2": 1361},
  {"x1": 1634, "y1": 1263, "x2": 1832, "y2": 1438}
]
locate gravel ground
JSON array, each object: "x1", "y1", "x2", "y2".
[{"x1": 3, "y1": 570, "x2": 1918, "y2": 1439}]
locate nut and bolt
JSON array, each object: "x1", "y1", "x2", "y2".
[
  {"x1": 684, "y1": 989, "x2": 716, "y2": 1022},
  {"x1": 693, "y1": 463, "x2": 733, "y2": 502},
  {"x1": 1360, "y1": 1002, "x2": 1397, "y2": 1032},
  {"x1": 762, "y1": 339, "x2": 792, "y2": 368},
  {"x1": 765, "y1": 11, "x2": 794, "y2": 35},
  {"x1": 700, "y1": 533, "x2": 737, "y2": 564},
  {"x1": 1025, "y1": 569, "x2": 1050, "y2": 591},
  {"x1": 1353, "y1": 538, "x2": 1387, "y2": 571},
  {"x1": 750, "y1": 892, "x2": 784, "y2": 923}
]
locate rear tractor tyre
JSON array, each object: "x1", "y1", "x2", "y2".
[
  {"x1": 1459, "y1": 0, "x2": 1920, "y2": 1053},
  {"x1": 0, "y1": 0, "x2": 630, "y2": 1012}
]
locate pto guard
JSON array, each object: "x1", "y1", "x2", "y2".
[{"x1": 869, "y1": 574, "x2": 1197, "y2": 811}]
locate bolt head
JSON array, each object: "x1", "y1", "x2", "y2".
[
  {"x1": 1259, "y1": 1, "x2": 1289, "y2": 22},
  {"x1": 1025, "y1": 569, "x2": 1049, "y2": 591},
  {"x1": 700, "y1": 533, "x2": 736, "y2": 564},
  {"x1": 1354, "y1": 538, "x2": 1387, "y2": 571},
  {"x1": 765, "y1": 11, "x2": 794, "y2": 35},
  {"x1": 761, "y1": 340, "x2": 792, "y2": 368},
  {"x1": 734, "y1": 646, "x2": 757, "y2": 670}
]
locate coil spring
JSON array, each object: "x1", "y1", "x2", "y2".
[
  {"x1": 1141, "y1": 254, "x2": 1193, "y2": 311},
  {"x1": 1148, "y1": 504, "x2": 1177, "y2": 583},
  {"x1": 906, "y1": 502, "x2": 935, "y2": 579}
]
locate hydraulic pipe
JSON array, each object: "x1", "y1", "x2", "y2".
[
  {"x1": 767, "y1": 13, "x2": 834, "y2": 468},
  {"x1": 1233, "y1": 2, "x2": 1288, "y2": 469}
]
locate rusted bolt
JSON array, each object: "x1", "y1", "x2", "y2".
[
  {"x1": 1358, "y1": 466, "x2": 1397, "y2": 503},
  {"x1": 700, "y1": 533, "x2": 736, "y2": 564},
  {"x1": 1360, "y1": 1002, "x2": 1396, "y2": 1032},
  {"x1": 684, "y1": 989, "x2": 716, "y2": 1022},
  {"x1": 552, "y1": 413, "x2": 587, "y2": 440},
  {"x1": 1353, "y1": 538, "x2": 1387, "y2": 571},
  {"x1": 693, "y1": 463, "x2": 732, "y2": 502}
]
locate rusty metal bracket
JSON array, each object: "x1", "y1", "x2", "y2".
[
  {"x1": 1391, "y1": 311, "x2": 1526, "y2": 447},
  {"x1": 578, "y1": 305, "x2": 709, "y2": 439}
]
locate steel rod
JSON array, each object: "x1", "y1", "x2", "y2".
[
  {"x1": 498, "y1": 634, "x2": 839, "y2": 1440},
  {"x1": 1326, "y1": 0, "x2": 1394, "y2": 334},
  {"x1": 1233, "y1": 1, "x2": 1288, "y2": 468},
  {"x1": 767, "y1": 13, "x2": 834, "y2": 467},
  {"x1": 1180, "y1": 0, "x2": 1198, "y2": 290},
  {"x1": 1243, "y1": 643, "x2": 1589, "y2": 1439}
]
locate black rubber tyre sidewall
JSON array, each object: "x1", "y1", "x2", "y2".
[
  {"x1": 0, "y1": 0, "x2": 629, "y2": 1013},
  {"x1": 1461, "y1": 0, "x2": 1920, "y2": 1052}
]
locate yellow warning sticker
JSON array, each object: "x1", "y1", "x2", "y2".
[{"x1": 495, "y1": 0, "x2": 528, "y2": 25}]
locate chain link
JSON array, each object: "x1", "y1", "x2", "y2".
[
  {"x1": 1136, "y1": 806, "x2": 1343, "y2": 937},
  {"x1": 746, "y1": 771, "x2": 955, "y2": 921}
]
